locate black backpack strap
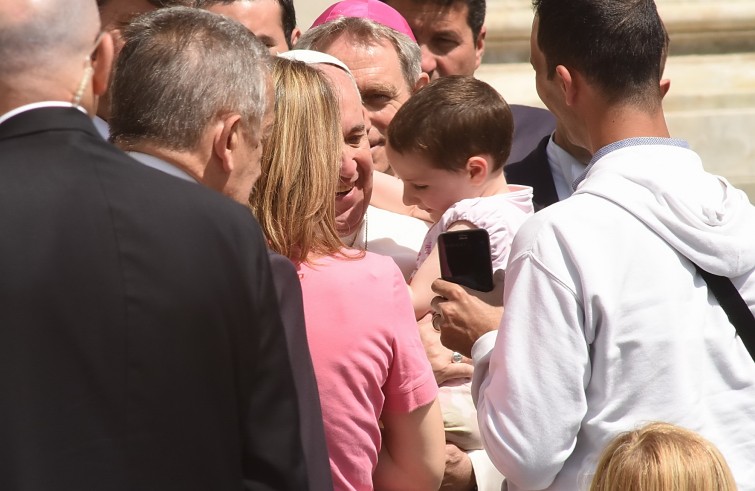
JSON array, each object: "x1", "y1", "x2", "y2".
[
  {"x1": 585, "y1": 192, "x2": 755, "y2": 362},
  {"x1": 694, "y1": 264, "x2": 755, "y2": 361}
]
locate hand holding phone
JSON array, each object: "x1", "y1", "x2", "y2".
[{"x1": 437, "y1": 229, "x2": 494, "y2": 292}]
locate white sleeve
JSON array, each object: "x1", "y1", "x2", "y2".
[
  {"x1": 471, "y1": 331, "x2": 498, "y2": 404},
  {"x1": 467, "y1": 448, "x2": 505, "y2": 491},
  {"x1": 472, "y1": 251, "x2": 590, "y2": 490}
]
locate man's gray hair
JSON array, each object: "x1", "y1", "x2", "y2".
[
  {"x1": 109, "y1": 6, "x2": 270, "y2": 151},
  {"x1": 296, "y1": 17, "x2": 421, "y2": 93}
]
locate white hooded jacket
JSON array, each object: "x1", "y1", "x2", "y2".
[{"x1": 472, "y1": 141, "x2": 755, "y2": 491}]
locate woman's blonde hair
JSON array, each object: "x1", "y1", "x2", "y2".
[
  {"x1": 250, "y1": 57, "x2": 343, "y2": 264},
  {"x1": 590, "y1": 422, "x2": 738, "y2": 491}
]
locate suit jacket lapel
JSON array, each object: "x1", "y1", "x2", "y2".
[{"x1": 505, "y1": 134, "x2": 560, "y2": 211}]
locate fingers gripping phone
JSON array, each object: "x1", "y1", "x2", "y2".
[{"x1": 437, "y1": 229, "x2": 495, "y2": 292}]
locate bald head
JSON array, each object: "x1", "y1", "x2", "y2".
[
  {"x1": 0, "y1": 0, "x2": 109, "y2": 115},
  {"x1": 0, "y1": 0, "x2": 99, "y2": 77}
]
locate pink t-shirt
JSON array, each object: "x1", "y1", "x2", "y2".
[{"x1": 298, "y1": 251, "x2": 437, "y2": 491}]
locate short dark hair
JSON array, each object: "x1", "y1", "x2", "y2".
[
  {"x1": 110, "y1": 6, "x2": 270, "y2": 151},
  {"x1": 382, "y1": 0, "x2": 485, "y2": 41},
  {"x1": 660, "y1": 20, "x2": 670, "y2": 74},
  {"x1": 533, "y1": 0, "x2": 666, "y2": 107},
  {"x1": 464, "y1": 0, "x2": 485, "y2": 41},
  {"x1": 194, "y1": 0, "x2": 297, "y2": 49},
  {"x1": 387, "y1": 76, "x2": 513, "y2": 171},
  {"x1": 277, "y1": 0, "x2": 297, "y2": 49}
]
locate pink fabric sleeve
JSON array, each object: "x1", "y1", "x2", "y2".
[{"x1": 382, "y1": 264, "x2": 438, "y2": 413}]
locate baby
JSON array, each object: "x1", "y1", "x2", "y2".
[{"x1": 379, "y1": 76, "x2": 535, "y2": 451}]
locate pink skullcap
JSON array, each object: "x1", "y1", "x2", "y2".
[{"x1": 311, "y1": 0, "x2": 417, "y2": 42}]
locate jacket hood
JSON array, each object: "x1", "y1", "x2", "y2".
[{"x1": 575, "y1": 144, "x2": 755, "y2": 277}]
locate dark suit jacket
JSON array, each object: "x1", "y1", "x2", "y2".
[
  {"x1": 0, "y1": 107, "x2": 307, "y2": 491},
  {"x1": 508, "y1": 104, "x2": 556, "y2": 165},
  {"x1": 267, "y1": 252, "x2": 333, "y2": 491},
  {"x1": 505, "y1": 134, "x2": 559, "y2": 211}
]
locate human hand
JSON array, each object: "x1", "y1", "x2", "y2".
[
  {"x1": 440, "y1": 444, "x2": 476, "y2": 491},
  {"x1": 430, "y1": 270, "x2": 505, "y2": 358},
  {"x1": 418, "y1": 313, "x2": 473, "y2": 384}
]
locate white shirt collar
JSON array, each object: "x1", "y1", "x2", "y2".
[
  {"x1": 340, "y1": 207, "x2": 371, "y2": 250},
  {"x1": 546, "y1": 134, "x2": 589, "y2": 201},
  {"x1": 127, "y1": 151, "x2": 198, "y2": 184},
  {"x1": 0, "y1": 101, "x2": 87, "y2": 127}
]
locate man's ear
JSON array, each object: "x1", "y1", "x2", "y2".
[
  {"x1": 289, "y1": 27, "x2": 301, "y2": 47},
  {"x1": 474, "y1": 25, "x2": 487, "y2": 70},
  {"x1": 555, "y1": 64, "x2": 577, "y2": 106},
  {"x1": 413, "y1": 72, "x2": 430, "y2": 94},
  {"x1": 660, "y1": 78, "x2": 671, "y2": 98},
  {"x1": 92, "y1": 32, "x2": 114, "y2": 97},
  {"x1": 465, "y1": 155, "x2": 489, "y2": 184},
  {"x1": 213, "y1": 114, "x2": 243, "y2": 174}
]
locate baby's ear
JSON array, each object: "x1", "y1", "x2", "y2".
[{"x1": 465, "y1": 155, "x2": 491, "y2": 184}]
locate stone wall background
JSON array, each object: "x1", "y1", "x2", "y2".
[
  {"x1": 297, "y1": 2, "x2": 330, "y2": 30},
  {"x1": 295, "y1": 0, "x2": 755, "y2": 198}
]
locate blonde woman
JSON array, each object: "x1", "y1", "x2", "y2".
[
  {"x1": 590, "y1": 422, "x2": 737, "y2": 491},
  {"x1": 250, "y1": 57, "x2": 444, "y2": 491}
]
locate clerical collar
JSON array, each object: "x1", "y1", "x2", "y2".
[{"x1": 341, "y1": 213, "x2": 368, "y2": 251}]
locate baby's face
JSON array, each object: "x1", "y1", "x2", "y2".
[{"x1": 386, "y1": 145, "x2": 472, "y2": 222}]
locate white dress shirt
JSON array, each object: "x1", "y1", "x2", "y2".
[
  {"x1": 127, "y1": 151, "x2": 198, "y2": 184},
  {"x1": 546, "y1": 135, "x2": 588, "y2": 201}
]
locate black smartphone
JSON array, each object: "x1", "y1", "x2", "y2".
[{"x1": 437, "y1": 229, "x2": 494, "y2": 292}]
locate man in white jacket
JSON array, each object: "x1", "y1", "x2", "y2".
[{"x1": 432, "y1": 0, "x2": 755, "y2": 490}]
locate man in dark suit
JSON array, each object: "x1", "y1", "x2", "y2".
[
  {"x1": 0, "y1": 1, "x2": 307, "y2": 490},
  {"x1": 108, "y1": 8, "x2": 332, "y2": 489},
  {"x1": 505, "y1": 134, "x2": 558, "y2": 210},
  {"x1": 504, "y1": 123, "x2": 591, "y2": 210}
]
